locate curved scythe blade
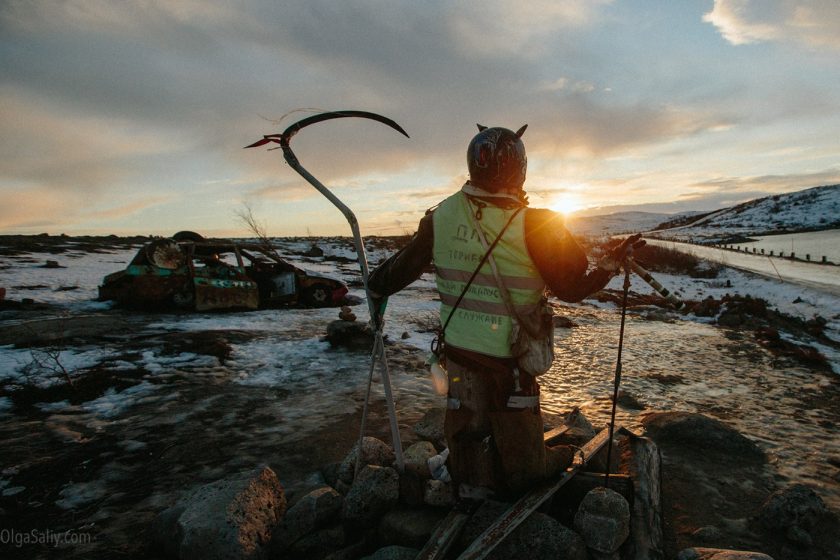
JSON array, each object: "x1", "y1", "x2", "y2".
[
  {"x1": 278, "y1": 110, "x2": 409, "y2": 144},
  {"x1": 248, "y1": 109, "x2": 409, "y2": 472}
]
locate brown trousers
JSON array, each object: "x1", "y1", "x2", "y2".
[{"x1": 444, "y1": 359, "x2": 564, "y2": 499}]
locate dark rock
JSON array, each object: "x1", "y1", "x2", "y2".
[
  {"x1": 717, "y1": 311, "x2": 743, "y2": 327},
  {"x1": 378, "y1": 506, "x2": 445, "y2": 548},
  {"x1": 756, "y1": 484, "x2": 827, "y2": 538},
  {"x1": 305, "y1": 245, "x2": 325, "y2": 257},
  {"x1": 574, "y1": 487, "x2": 630, "y2": 554},
  {"x1": 360, "y1": 545, "x2": 419, "y2": 560},
  {"x1": 152, "y1": 466, "x2": 286, "y2": 560},
  {"x1": 677, "y1": 547, "x2": 774, "y2": 559},
  {"x1": 402, "y1": 441, "x2": 437, "y2": 479},
  {"x1": 692, "y1": 525, "x2": 724, "y2": 542},
  {"x1": 338, "y1": 436, "x2": 395, "y2": 484},
  {"x1": 43, "y1": 260, "x2": 63, "y2": 268},
  {"x1": 641, "y1": 412, "x2": 764, "y2": 459},
  {"x1": 423, "y1": 479, "x2": 454, "y2": 508},
  {"x1": 288, "y1": 524, "x2": 345, "y2": 559},
  {"x1": 458, "y1": 499, "x2": 587, "y2": 560},
  {"x1": 273, "y1": 486, "x2": 342, "y2": 550},
  {"x1": 553, "y1": 315, "x2": 577, "y2": 328},
  {"x1": 342, "y1": 465, "x2": 399, "y2": 526},
  {"x1": 325, "y1": 320, "x2": 374, "y2": 350},
  {"x1": 413, "y1": 408, "x2": 446, "y2": 448}
]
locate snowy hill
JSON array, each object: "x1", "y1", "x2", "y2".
[
  {"x1": 650, "y1": 184, "x2": 840, "y2": 242},
  {"x1": 568, "y1": 184, "x2": 840, "y2": 242},
  {"x1": 565, "y1": 211, "x2": 672, "y2": 236}
]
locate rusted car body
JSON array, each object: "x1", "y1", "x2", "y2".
[{"x1": 99, "y1": 236, "x2": 348, "y2": 311}]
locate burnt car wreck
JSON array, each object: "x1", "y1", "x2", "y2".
[{"x1": 99, "y1": 233, "x2": 348, "y2": 311}]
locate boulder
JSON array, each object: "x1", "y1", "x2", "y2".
[
  {"x1": 378, "y1": 507, "x2": 446, "y2": 548},
  {"x1": 287, "y1": 524, "x2": 345, "y2": 559},
  {"x1": 677, "y1": 547, "x2": 774, "y2": 560},
  {"x1": 756, "y1": 483, "x2": 827, "y2": 545},
  {"x1": 641, "y1": 412, "x2": 764, "y2": 459},
  {"x1": 403, "y1": 441, "x2": 437, "y2": 479},
  {"x1": 325, "y1": 320, "x2": 374, "y2": 350},
  {"x1": 342, "y1": 465, "x2": 399, "y2": 525},
  {"x1": 458, "y1": 500, "x2": 587, "y2": 560},
  {"x1": 338, "y1": 437, "x2": 396, "y2": 484},
  {"x1": 360, "y1": 545, "x2": 419, "y2": 560},
  {"x1": 574, "y1": 487, "x2": 631, "y2": 554},
  {"x1": 423, "y1": 479, "x2": 454, "y2": 508},
  {"x1": 152, "y1": 466, "x2": 285, "y2": 560},
  {"x1": 273, "y1": 486, "x2": 342, "y2": 550},
  {"x1": 413, "y1": 408, "x2": 446, "y2": 448}
]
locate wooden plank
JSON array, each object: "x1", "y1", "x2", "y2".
[
  {"x1": 542, "y1": 424, "x2": 570, "y2": 443},
  {"x1": 456, "y1": 426, "x2": 615, "y2": 560},
  {"x1": 623, "y1": 431, "x2": 665, "y2": 560},
  {"x1": 415, "y1": 508, "x2": 472, "y2": 560}
]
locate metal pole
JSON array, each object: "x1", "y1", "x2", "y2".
[{"x1": 605, "y1": 267, "x2": 631, "y2": 489}]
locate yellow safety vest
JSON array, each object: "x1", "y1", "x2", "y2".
[{"x1": 433, "y1": 192, "x2": 546, "y2": 357}]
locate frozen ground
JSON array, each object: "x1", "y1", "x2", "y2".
[{"x1": 0, "y1": 236, "x2": 839, "y2": 558}]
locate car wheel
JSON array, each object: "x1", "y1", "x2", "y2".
[
  {"x1": 304, "y1": 283, "x2": 332, "y2": 307},
  {"x1": 172, "y1": 289, "x2": 195, "y2": 309},
  {"x1": 172, "y1": 230, "x2": 205, "y2": 242}
]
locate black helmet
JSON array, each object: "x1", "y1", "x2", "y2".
[{"x1": 467, "y1": 124, "x2": 528, "y2": 192}]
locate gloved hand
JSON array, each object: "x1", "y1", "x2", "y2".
[
  {"x1": 370, "y1": 294, "x2": 388, "y2": 331},
  {"x1": 598, "y1": 234, "x2": 646, "y2": 273}
]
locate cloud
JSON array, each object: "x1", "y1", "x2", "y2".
[{"x1": 704, "y1": 0, "x2": 840, "y2": 49}]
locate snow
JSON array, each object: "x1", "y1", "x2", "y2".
[{"x1": 650, "y1": 184, "x2": 840, "y2": 242}]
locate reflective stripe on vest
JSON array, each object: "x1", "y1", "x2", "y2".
[{"x1": 433, "y1": 192, "x2": 545, "y2": 358}]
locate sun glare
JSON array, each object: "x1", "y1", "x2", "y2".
[{"x1": 549, "y1": 194, "x2": 583, "y2": 216}]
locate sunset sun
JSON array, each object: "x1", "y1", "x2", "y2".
[{"x1": 549, "y1": 193, "x2": 583, "y2": 216}]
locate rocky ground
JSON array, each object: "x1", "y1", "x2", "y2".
[{"x1": 1, "y1": 234, "x2": 839, "y2": 559}]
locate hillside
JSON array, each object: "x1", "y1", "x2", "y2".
[
  {"x1": 568, "y1": 184, "x2": 840, "y2": 242},
  {"x1": 650, "y1": 184, "x2": 840, "y2": 242}
]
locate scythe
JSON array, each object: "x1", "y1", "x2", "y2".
[{"x1": 246, "y1": 110, "x2": 410, "y2": 471}]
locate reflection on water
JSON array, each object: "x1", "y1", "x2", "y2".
[{"x1": 541, "y1": 304, "x2": 840, "y2": 510}]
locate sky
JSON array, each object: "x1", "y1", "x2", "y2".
[{"x1": 2, "y1": 0, "x2": 840, "y2": 237}]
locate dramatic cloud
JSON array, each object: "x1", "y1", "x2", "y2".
[
  {"x1": 704, "y1": 0, "x2": 840, "y2": 49},
  {"x1": 1, "y1": 1, "x2": 839, "y2": 234}
]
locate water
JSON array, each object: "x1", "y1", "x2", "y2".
[
  {"x1": 540, "y1": 304, "x2": 840, "y2": 510},
  {"x1": 2, "y1": 239, "x2": 839, "y2": 557}
]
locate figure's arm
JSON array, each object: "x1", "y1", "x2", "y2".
[
  {"x1": 368, "y1": 212, "x2": 434, "y2": 299},
  {"x1": 525, "y1": 209, "x2": 614, "y2": 303}
]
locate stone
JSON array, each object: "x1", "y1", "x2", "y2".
[
  {"x1": 342, "y1": 465, "x2": 399, "y2": 525},
  {"x1": 338, "y1": 437, "x2": 396, "y2": 484},
  {"x1": 305, "y1": 244, "x2": 325, "y2": 257},
  {"x1": 378, "y1": 506, "x2": 446, "y2": 548},
  {"x1": 360, "y1": 545, "x2": 420, "y2": 560},
  {"x1": 413, "y1": 408, "x2": 446, "y2": 448},
  {"x1": 574, "y1": 487, "x2": 631, "y2": 554},
  {"x1": 338, "y1": 306, "x2": 357, "y2": 322},
  {"x1": 288, "y1": 524, "x2": 345, "y2": 559},
  {"x1": 325, "y1": 320, "x2": 374, "y2": 350},
  {"x1": 677, "y1": 547, "x2": 775, "y2": 560},
  {"x1": 458, "y1": 500, "x2": 587, "y2": 560},
  {"x1": 756, "y1": 483, "x2": 827, "y2": 536},
  {"x1": 691, "y1": 525, "x2": 724, "y2": 542},
  {"x1": 403, "y1": 441, "x2": 437, "y2": 479},
  {"x1": 641, "y1": 412, "x2": 764, "y2": 460},
  {"x1": 273, "y1": 486, "x2": 342, "y2": 550},
  {"x1": 152, "y1": 466, "x2": 286, "y2": 560},
  {"x1": 423, "y1": 479, "x2": 454, "y2": 508}
]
